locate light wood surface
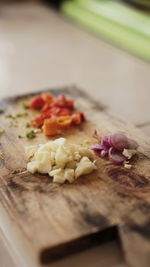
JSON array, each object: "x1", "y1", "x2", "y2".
[{"x1": 0, "y1": 2, "x2": 150, "y2": 267}]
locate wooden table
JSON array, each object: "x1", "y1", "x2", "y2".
[{"x1": 0, "y1": 2, "x2": 149, "y2": 267}]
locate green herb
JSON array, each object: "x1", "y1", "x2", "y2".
[
  {"x1": 0, "y1": 109, "x2": 4, "y2": 114},
  {"x1": 22, "y1": 101, "x2": 29, "y2": 109},
  {"x1": 5, "y1": 114, "x2": 16, "y2": 119},
  {"x1": 26, "y1": 130, "x2": 36, "y2": 139},
  {"x1": 16, "y1": 112, "x2": 28, "y2": 118},
  {"x1": 25, "y1": 122, "x2": 30, "y2": 128},
  {"x1": 0, "y1": 153, "x2": 4, "y2": 160},
  {"x1": 0, "y1": 129, "x2": 4, "y2": 135},
  {"x1": 6, "y1": 112, "x2": 28, "y2": 119},
  {"x1": 18, "y1": 135, "x2": 23, "y2": 139}
]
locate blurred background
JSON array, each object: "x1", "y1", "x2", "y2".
[
  {"x1": 0, "y1": 0, "x2": 150, "y2": 136},
  {"x1": 0, "y1": 0, "x2": 150, "y2": 130},
  {"x1": 0, "y1": 1, "x2": 150, "y2": 267}
]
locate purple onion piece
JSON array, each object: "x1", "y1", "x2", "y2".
[
  {"x1": 101, "y1": 135, "x2": 111, "y2": 149},
  {"x1": 109, "y1": 132, "x2": 129, "y2": 150},
  {"x1": 91, "y1": 131, "x2": 138, "y2": 165},
  {"x1": 100, "y1": 149, "x2": 108, "y2": 157},
  {"x1": 107, "y1": 134, "x2": 112, "y2": 146},
  {"x1": 127, "y1": 138, "x2": 138, "y2": 149},
  {"x1": 91, "y1": 144, "x2": 103, "y2": 151},
  {"x1": 108, "y1": 147, "x2": 127, "y2": 164}
]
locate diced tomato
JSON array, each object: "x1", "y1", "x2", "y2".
[
  {"x1": 41, "y1": 109, "x2": 53, "y2": 119},
  {"x1": 28, "y1": 93, "x2": 84, "y2": 134},
  {"x1": 77, "y1": 111, "x2": 85, "y2": 121},
  {"x1": 30, "y1": 96, "x2": 45, "y2": 110},
  {"x1": 72, "y1": 112, "x2": 85, "y2": 125},
  {"x1": 55, "y1": 94, "x2": 66, "y2": 107},
  {"x1": 66, "y1": 99, "x2": 74, "y2": 109},
  {"x1": 41, "y1": 103, "x2": 51, "y2": 112},
  {"x1": 41, "y1": 107, "x2": 71, "y2": 119},
  {"x1": 55, "y1": 94, "x2": 74, "y2": 109},
  {"x1": 30, "y1": 116, "x2": 44, "y2": 128},
  {"x1": 57, "y1": 108, "x2": 71, "y2": 116},
  {"x1": 72, "y1": 114, "x2": 81, "y2": 125},
  {"x1": 41, "y1": 93, "x2": 54, "y2": 104},
  {"x1": 49, "y1": 107, "x2": 61, "y2": 116}
]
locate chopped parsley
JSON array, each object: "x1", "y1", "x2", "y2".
[
  {"x1": 16, "y1": 112, "x2": 28, "y2": 118},
  {"x1": 5, "y1": 114, "x2": 16, "y2": 119},
  {"x1": 0, "y1": 153, "x2": 4, "y2": 160},
  {"x1": 26, "y1": 130, "x2": 36, "y2": 139},
  {"x1": 6, "y1": 112, "x2": 28, "y2": 119},
  {"x1": 18, "y1": 135, "x2": 23, "y2": 139},
  {"x1": 22, "y1": 101, "x2": 29, "y2": 109},
  {"x1": 25, "y1": 122, "x2": 30, "y2": 128},
  {"x1": 0, "y1": 109, "x2": 4, "y2": 114},
  {"x1": 0, "y1": 129, "x2": 4, "y2": 135}
]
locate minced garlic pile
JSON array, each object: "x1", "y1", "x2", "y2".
[{"x1": 25, "y1": 138, "x2": 97, "y2": 184}]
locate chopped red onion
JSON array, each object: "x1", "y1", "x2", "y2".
[
  {"x1": 109, "y1": 132, "x2": 129, "y2": 150},
  {"x1": 91, "y1": 130, "x2": 138, "y2": 165},
  {"x1": 107, "y1": 134, "x2": 112, "y2": 146},
  {"x1": 91, "y1": 144, "x2": 103, "y2": 151},
  {"x1": 108, "y1": 147, "x2": 127, "y2": 164},
  {"x1": 100, "y1": 149, "x2": 108, "y2": 157},
  {"x1": 128, "y1": 138, "x2": 138, "y2": 149},
  {"x1": 101, "y1": 135, "x2": 111, "y2": 149}
]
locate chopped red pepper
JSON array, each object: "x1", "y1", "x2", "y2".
[
  {"x1": 41, "y1": 93, "x2": 53, "y2": 104},
  {"x1": 55, "y1": 94, "x2": 74, "y2": 109},
  {"x1": 31, "y1": 115, "x2": 44, "y2": 128},
  {"x1": 78, "y1": 111, "x2": 85, "y2": 121},
  {"x1": 28, "y1": 92, "x2": 84, "y2": 134},
  {"x1": 72, "y1": 112, "x2": 85, "y2": 125},
  {"x1": 57, "y1": 116, "x2": 72, "y2": 129},
  {"x1": 57, "y1": 108, "x2": 71, "y2": 116},
  {"x1": 30, "y1": 96, "x2": 45, "y2": 110},
  {"x1": 43, "y1": 118, "x2": 59, "y2": 136},
  {"x1": 41, "y1": 109, "x2": 53, "y2": 119},
  {"x1": 41, "y1": 103, "x2": 51, "y2": 113},
  {"x1": 55, "y1": 94, "x2": 66, "y2": 107},
  {"x1": 65, "y1": 99, "x2": 74, "y2": 109},
  {"x1": 49, "y1": 106, "x2": 61, "y2": 116}
]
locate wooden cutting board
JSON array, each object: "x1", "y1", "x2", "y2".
[{"x1": 0, "y1": 86, "x2": 150, "y2": 267}]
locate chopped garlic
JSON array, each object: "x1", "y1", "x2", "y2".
[
  {"x1": 51, "y1": 169, "x2": 65, "y2": 184},
  {"x1": 38, "y1": 163, "x2": 52, "y2": 174},
  {"x1": 75, "y1": 157, "x2": 97, "y2": 179},
  {"x1": 51, "y1": 138, "x2": 66, "y2": 151},
  {"x1": 55, "y1": 145, "x2": 72, "y2": 168},
  {"x1": 38, "y1": 141, "x2": 53, "y2": 153},
  {"x1": 50, "y1": 151, "x2": 56, "y2": 166},
  {"x1": 34, "y1": 151, "x2": 51, "y2": 163},
  {"x1": 64, "y1": 168, "x2": 75, "y2": 183},
  {"x1": 49, "y1": 168, "x2": 62, "y2": 176},
  {"x1": 123, "y1": 149, "x2": 137, "y2": 159},
  {"x1": 50, "y1": 168, "x2": 75, "y2": 184},
  {"x1": 27, "y1": 161, "x2": 40, "y2": 173},
  {"x1": 74, "y1": 151, "x2": 81, "y2": 161},
  {"x1": 66, "y1": 160, "x2": 77, "y2": 169},
  {"x1": 124, "y1": 163, "x2": 132, "y2": 169},
  {"x1": 78, "y1": 147, "x2": 93, "y2": 158},
  {"x1": 26, "y1": 138, "x2": 96, "y2": 184}
]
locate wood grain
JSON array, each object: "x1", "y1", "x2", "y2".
[{"x1": 0, "y1": 86, "x2": 150, "y2": 267}]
